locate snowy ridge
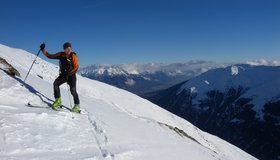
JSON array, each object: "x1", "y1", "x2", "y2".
[{"x1": 0, "y1": 44, "x2": 255, "y2": 160}]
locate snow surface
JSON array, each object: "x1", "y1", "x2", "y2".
[
  {"x1": 204, "y1": 80, "x2": 210, "y2": 85},
  {"x1": 0, "y1": 44, "x2": 256, "y2": 160},
  {"x1": 230, "y1": 66, "x2": 239, "y2": 76}
]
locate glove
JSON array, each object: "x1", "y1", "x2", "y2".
[{"x1": 40, "y1": 43, "x2": 45, "y2": 50}]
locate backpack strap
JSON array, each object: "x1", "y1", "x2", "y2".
[{"x1": 70, "y1": 52, "x2": 76, "y2": 60}]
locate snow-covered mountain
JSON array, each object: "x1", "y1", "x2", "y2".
[
  {"x1": 246, "y1": 59, "x2": 280, "y2": 66},
  {"x1": 78, "y1": 62, "x2": 228, "y2": 95},
  {"x1": 146, "y1": 64, "x2": 280, "y2": 160},
  {"x1": 0, "y1": 44, "x2": 256, "y2": 160}
]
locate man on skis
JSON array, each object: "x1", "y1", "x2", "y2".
[{"x1": 40, "y1": 42, "x2": 80, "y2": 113}]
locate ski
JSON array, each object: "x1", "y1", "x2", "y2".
[
  {"x1": 27, "y1": 102, "x2": 80, "y2": 113},
  {"x1": 26, "y1": 102, "x2": 51, "y2": 108}
]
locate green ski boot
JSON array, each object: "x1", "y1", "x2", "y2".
[
  {"x1": 71, "y1": 104, "x2": 80, "y2": 113},
  {"x1": 51, "y1": 98, "x2": 62, "y2": 109}
]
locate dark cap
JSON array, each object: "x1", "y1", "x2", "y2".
[{"x1": 63, "y1": 42, "x2": 72, "y2": 49}]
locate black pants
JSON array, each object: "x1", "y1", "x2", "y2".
[{"x1": 53, "y1": 74, "x2": 80, "y2": 104}]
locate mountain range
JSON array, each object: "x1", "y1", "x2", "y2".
[
  {"x1": 78, "y1": 61, "x2": 228, "y2": 95},
  {"x1": 78, "y1": 59, "x2": 280, "y2": 96}
]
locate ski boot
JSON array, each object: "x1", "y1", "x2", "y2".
[
  {"x1": 71, "y1": 104, "x2": 81, "y2": 113},
  {"x1": 51, "y1": 98, "x2": 62, "y2": 109}
]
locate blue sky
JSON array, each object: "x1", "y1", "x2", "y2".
[{"x1": 0, "y1": 0, "x2": 280, "y2": 65}]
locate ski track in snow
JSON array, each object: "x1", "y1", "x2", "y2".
[
  {"x1": 26, "y1": 92, "x2": 115, "y2": 159},
  {"x1": 83, "y1": 109, "x2": 115, "y2": 160}
]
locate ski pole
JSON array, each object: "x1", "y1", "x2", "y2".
[
  {"x1": 66, "y1": 76, "x2": 74, "y2": 119},
  {"x1": 66, "y1": 83, "x2": 73, "y2": 109},
  {"x1": 23, "y1": 48, "x2": 41, "y2": 83}
]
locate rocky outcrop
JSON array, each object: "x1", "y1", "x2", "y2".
[{"x1": 0, "y1": 57, "x2": 20, "y2": 77}]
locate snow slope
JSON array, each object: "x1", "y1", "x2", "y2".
[{"x1": 0, "y1": 44, "x2": 256, "y2": 160}]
